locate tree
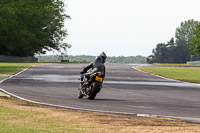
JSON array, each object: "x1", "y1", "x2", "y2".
[
  {"x1": 147, "y1": 43, "x2": 168, "y2": 63},
  {"x1": 169, "y1": 38, "x2": 176, "y2": 62},
  {"x1": 0, "y1": 0, "x2": 70, "y2": 57},
  {"x1": 175, "y1": 19, "x2": 199, "y2": 43},
  {"x1": 146, "y1": 38, "x2": 175, "y2": 63},
  {"x1": 147, "y1": 19, "x2": 199, "y2": 64},
  {"x1": 175, "y1": 19, "x2": 199, "y2": 62},
  {"x1": 190, "y1": 24, "x2": 200, "y2": 56}
]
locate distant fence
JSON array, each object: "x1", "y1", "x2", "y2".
[
  {"x1": 187, "y1": 61, "x2": 200, "y2": 65},
  {"x1": 0, "y1": 55, "x2": 38, "y2": 62},
  {"x1": 188, "y1": 55, "x2": 200, "y2": 65},
  {"x1": 190, "y1": 55, "x2": 200, "y2": 61}
]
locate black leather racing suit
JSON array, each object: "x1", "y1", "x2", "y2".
[{"x1": 80, "y1": 56, "x2": 106, "y2": 82}]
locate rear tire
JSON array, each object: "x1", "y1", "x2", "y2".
[{"x1": 87, "y1": 83, "x2": 98, "y2": 100}]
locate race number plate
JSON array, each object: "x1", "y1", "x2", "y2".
[{"x1": 95, "y1": 76, "x2": 103, "y2": 82}]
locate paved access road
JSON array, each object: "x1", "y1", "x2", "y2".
[{"x1": 1, "y1": 63, "x2": 200, "y2": 122}]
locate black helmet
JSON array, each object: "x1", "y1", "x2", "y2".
[
  {"x1": 95, "y1": 52, "x2": 107, "y2": 63},
  {"x1": 99, "y1": 52, "x2": 107, "y2": 60}
]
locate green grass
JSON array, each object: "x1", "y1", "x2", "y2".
[
  {"x1": 0, "y1": 62, "x2": 55, "y2": 80},
  {"x1": 153, "y1": 63, "x2": 200, "y2": 67},
  {"x1": 138, "y1": 67, "x2": 200, "y2": 83}
]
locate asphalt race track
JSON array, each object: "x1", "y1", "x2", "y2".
[{"x1": 1, "y1": 63, "x2": 200, "y2": 123}]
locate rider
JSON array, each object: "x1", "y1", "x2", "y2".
[{"x1": 80, "y1": 52, "x2": 107, "y2": 84}]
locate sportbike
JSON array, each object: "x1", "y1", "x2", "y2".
[{"x1": 78, "y1": 72, "x2": 104, "y2": 100}]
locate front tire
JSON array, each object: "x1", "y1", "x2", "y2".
[
  {"x1": 87, "y1": 83, "x2": 99, "y2": 100},
  {"x1": 78, "y1": 90, "x2": 84, "y2": 99}
]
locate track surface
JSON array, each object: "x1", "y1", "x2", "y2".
[{"x1": 1, "y1": 63, "x2": 200, "y2": 122}]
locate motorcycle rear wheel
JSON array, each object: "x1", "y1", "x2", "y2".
[{"x1": 87, "y1": 83, "x2": 98, "y2": 100}]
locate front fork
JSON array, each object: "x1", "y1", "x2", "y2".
[
  {"x1": 80, "y1": 74, "x2": 83, "y2": 84},
  {"x1": 79, "y1": 74, "x2": 88, "y2": 95}
]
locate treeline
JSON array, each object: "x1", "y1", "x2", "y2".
[
  {"x1": 147, "y1": 19, "x2": 200, "y2": 64},
  {"x1": 107, "y1": 55, "x2": 146, "y2": 64},
  {"x1": 0, "y1": 0, "x2": 70, "y2": 57},
  {"x1": 37, "y1": 55, "x2": 146, "y2": 64}
]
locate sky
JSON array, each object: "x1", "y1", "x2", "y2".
[{"x1": 64, "y1": 0, "x2": 200, "y2": 57}]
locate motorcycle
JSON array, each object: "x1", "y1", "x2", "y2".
[{"x1": 78, "y1": 72, "x2": 105, "y2": 100}]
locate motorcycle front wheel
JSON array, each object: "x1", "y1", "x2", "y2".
[
  {"x1": 78, "y1": 84, "x2": 84, "y2": 99},
  {"x1": 78, "y1": 90, "x2": 84, "y2": 99}
]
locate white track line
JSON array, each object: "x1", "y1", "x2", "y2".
[
  {"x1": 133, "y1": 66, "x2": 180, "y2": 81},
  {"x1": 0, "y1": 67, "x2": 29, "y2": 84}
]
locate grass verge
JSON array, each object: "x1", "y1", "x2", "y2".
[
  {"x1": 137, "y1": 67, "x2": 200, "y2": 83},
  {"x1": 153, "y1": 63, "x2": 200, "y2": 67},
  {"x1": 0, "y1": 62, "x2": 54, "y2": 80},
  {"x1": 1, "y1": 97, "x2": 200, "y2": 133}
]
